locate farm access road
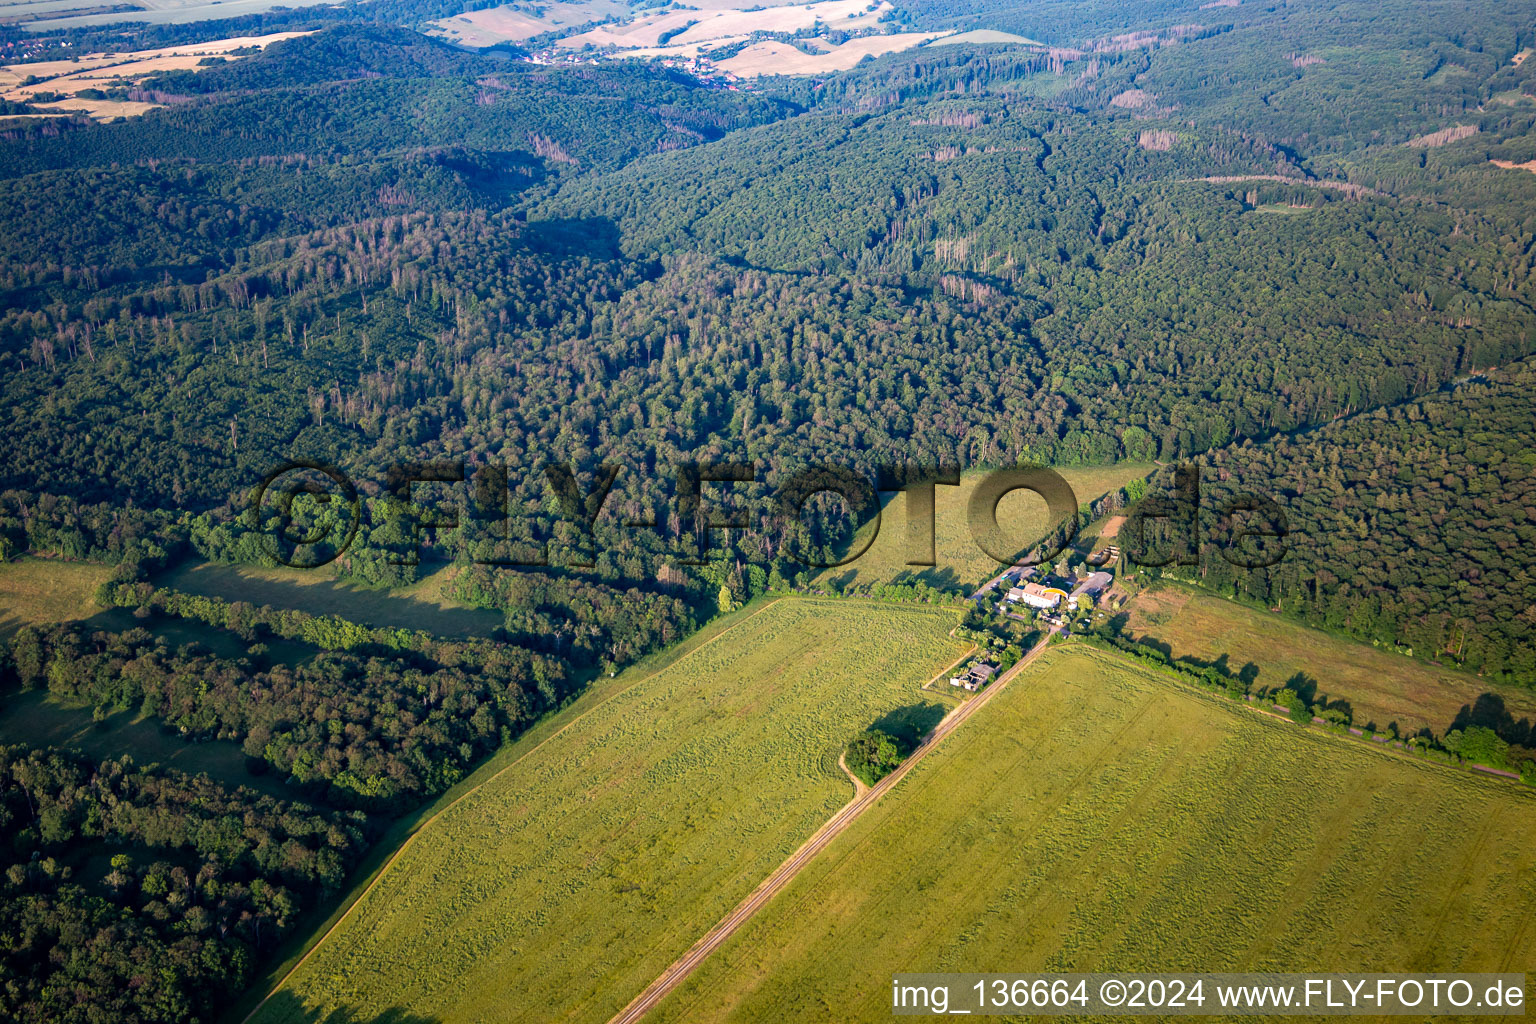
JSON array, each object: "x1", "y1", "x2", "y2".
[{"x1": 606, "y1": 628, "x2": 1057, "y2": 1024}]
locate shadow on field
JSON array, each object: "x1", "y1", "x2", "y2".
[
  {"x1": 152, "y1": 555, "x2": 507, "y2": 640},
  {"x1": 871, "y1": 703, "x2": 947, "y2": 749},
  {"x1": 825, "y1": 569, "x2": 858, "y2": 592},
  {"x1": 251, "y1": 991, "x2": 442, "y2": 1023},
  {"x1": 893, "y1": 567, "x2": 963, "y2": 591},
  {"x1": 1451, "y1": 693, "x2": 1535, "y2": 747}
]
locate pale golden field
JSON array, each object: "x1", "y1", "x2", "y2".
[
  {"x1": 928, "y1": 28, "x2": 1045, "y2": 46},
  {"x1": 718, "y1": 32, "x2": 954, "y2": 77},
  {"x1": 1122, "y1": 581, "x2": 1536, "y2": 737},
  {"x1": 816, "y1": 463, "x2": 1150, "y2": 592},
  {"x1": 428, "y1": 0, "x2": 629, "y2": 48},
  {"x1": 0, "y1": 30, "x2": 304, "y2": 119},
  {"x1": 427, "y1": 0, "x2": 950, "y2": 74},
  {"x1": 624, "y1": 35, "x2": 751, "y2": 59},
  {"x1": 0, "y1": 0, "x2": 332, "y2": 30},
  {"x1": 560, "y1": 0, "x2": 886, "y2": 51}
]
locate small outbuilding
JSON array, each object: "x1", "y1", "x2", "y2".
[
  {"x1": 1070, "y1": 571, "x2": 1114, "y2": 605},
  {"x1": 950, "y1": 662, "x2": 998, "y2": 691}
]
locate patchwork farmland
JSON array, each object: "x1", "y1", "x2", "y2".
[{"x1": 0, "y1": 30, "x2": 307, "y2": 118}]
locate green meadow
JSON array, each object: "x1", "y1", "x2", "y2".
[
  {"x1": 1122, "y1": 581, "x2": 1536, "y2": 737},
  {"x1": 819, "y1": 463, "x2": 1149, "y2": 592},
  {"x1": 0, "y1": 557, "x2": 112, "y2": 638},
  {"x1": 252, "y1": 597, "x2": 967, "y2": 1024},
  {"x1": 156, "y1": 559, "x2": 504, "y2": 639},
  {"x1": 647, "y1": 645, "x2": 1536, "y2": 1022}
]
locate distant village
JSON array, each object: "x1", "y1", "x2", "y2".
[{"x1": 523, "y1": 45, "x2": 742, "y2": 88}]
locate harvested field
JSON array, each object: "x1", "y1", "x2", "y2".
[
  {"x1": 1120, "y1": 581, "x2": 1536, "y2": 736},
  {"x1": 0, "y1": 30, "x2": 306, "y2": 118},
  {"x1": 927, "y1": 28, "x2": 1043, "y2": 47},
  {"x1": 560, "y1": 0, "x2": 887, "y2": 51},
  {"x1": 645, "y1": 646, "x2": 1536, "y2": 1022},
  {"x1": 250, "y1": 598, "x2": 966, "y2": 1024},
  {"x1": 0, "y1": 0, "x2": 331, "y2": 30},
  {"x1": 428, "y1": 0, "x2": 629, "y2": 48},
  {"x1": 718, "y1": 32, "x2": 951, "y2": 76}
]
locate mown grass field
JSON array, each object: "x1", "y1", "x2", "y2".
[
  {"x1": 1122, "y1": 581, "x2": 1536, "y2": 736},
  {"x1": 647, "y1": 645, "x2": 1536, "y2": 1023},
  {"x1": 0, "y1": 557, "x2": 111, "y2": 638},
  {"x1": 818, "y1": 463, "x2": 1149, "y2": 593},
  {"x1": 251, "y1": 597, "x2": 967, "y2": 1024},
  {"x1": 157, "y1": 559, "x2": 503, "y2": 638},
  {"x1": 0, "y1": 555, "x2": 317, "y2": 661}
]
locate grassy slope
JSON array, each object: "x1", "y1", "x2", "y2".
[
  {"x1": 252, "y1": 597, "x2": 967, "y2": 1024},
  {"x1": 0, "y1": 689, "x2": 294, "y2": 799},
  {"x1": 819, "y1": 464, "x2": 1149, "y2": 593},
  {"x1": 1122, "y1": 581, "x2": 1536, "y2": 736},
  {"x1": 0, "y1": 557, "x2": 111, "y2": 639},
  {"x1": 647, "y1": 645, "x2": 1536, "y2": 1023},
  {"x1": 0, "y1": 557, "x2": 314, "y2": 798},
  {"x1": 157, "y1": 560, "x2": 504, "y2": 638},
  {"x1": 225, "y1": 595, "x2": 787, "y2": 1024}
]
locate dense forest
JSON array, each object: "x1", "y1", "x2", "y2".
[
  {"x1": 0, "y1": 743, "x2": 366, "y2": 1023},
  {"x1": 9, "y1": 614, "x2": 564, "y2": 808},
  {"x1": 1139, "y1": 359, "x2": 1536, "y2": 686},
  {"x1": 1, "y1": 0, "x2": 1534, "y2": 1016}
]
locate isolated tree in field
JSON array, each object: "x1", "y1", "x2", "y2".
[{"x1": 844, "y1": 729, "x2": 904, "y2": 786}]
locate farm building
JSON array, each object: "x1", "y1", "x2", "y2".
[
  {"x1": 950, "y1": 662, "x2": 998, "y2": 691},
  {"x1": 1009, "y1": 581, "x2": 1068, "y2": 609},
  {"x1": 1089, "y1": 544, "x2": 1120, "y2": 568},
  {"x1": 1070, "y1": 571, "x2": 1114, "y2": 604}
]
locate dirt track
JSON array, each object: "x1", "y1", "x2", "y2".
[{"x1": 606, "y1": 631, "x2": 1054, "y2": 1024}]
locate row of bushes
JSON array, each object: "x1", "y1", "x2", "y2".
[{"x1": 1071, "y1": 632, "x2": 1536, "y2": 784}]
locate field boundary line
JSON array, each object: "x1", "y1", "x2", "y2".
[
  {"x1": 240, "y1": 596, "x2": 790, "y2": 1023},
  {"x1": 921, "y1": 644, "x2": 979, "y2": 693},
  {"x1": 1068, "y1": 642, "x2": 1536, "y2": 796},
  {"x1": 606, "y1": 630, "x2": 1055, "y2": 1024}
]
